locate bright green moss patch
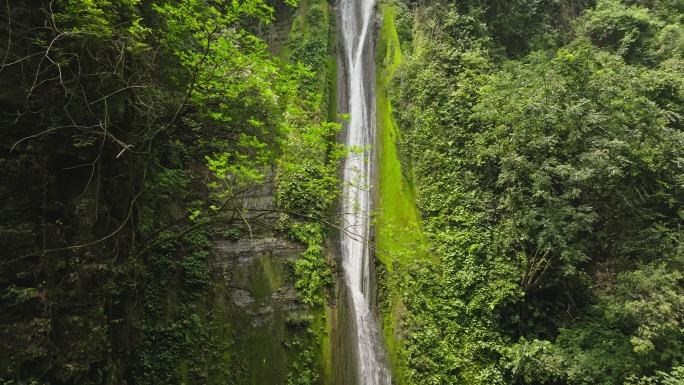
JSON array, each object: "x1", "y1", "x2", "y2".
[
  {"x1": 375, "y1": 4, "x2": 427, "y2": 268},
  {"x1": 375, "y1": 5, "x2": 429, "y2": 384},
  {"x1": 327, "y1": 56, "x2": 338, "y2": 122}
]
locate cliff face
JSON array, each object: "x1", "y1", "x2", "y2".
[
  {"x1": 0, "y1": 143, "x2": 334, "y2": 384},
  {"x1": 0, "y1": 0, "x2": 341, "y2": 383},
  {"x1": 0, "y1": 103, "x2": 140, "y2": 383}
]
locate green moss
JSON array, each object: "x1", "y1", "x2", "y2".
[
  {"x1": 375, "y1": 4, "x2": 427, "y2": 269},
  {"x1": 327, "y1": 57, "x2": 338, "y2": 122},
  {"x1": 377, "y1": 263, "x2": 408, "y2": 385},
  {"x1": 312, "y1": 307, "x2": 332, "y2": 384},
  {"x1": 211, "y1": 246, "x2": 305, "y2": 385},
  {"x1": 250, "y1": 253, "x2": 284, "y2": 302},
  {"x1": 320, "y1": 307, "x2": 333, "y2": 384},
  {"x1": 374, "y1": 4, "x2": 432, "y2": 384}
]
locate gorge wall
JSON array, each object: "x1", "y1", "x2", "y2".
[
  {"x1": 17, "y1": 0, "x2": 680, "y2": 384},
  {"x1": 0, "y1": 0, "x2": 347, "y2": 383}
]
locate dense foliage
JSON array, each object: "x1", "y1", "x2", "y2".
[
  {"x1": 0, "y1": 0, "x2": 341, "y2": 383},
  {"x1": 384, "y1": 0, "x2": 684, "y2": 383},
  {"x1": 4, "y1": 0, "x2": 684, "y2": 383}
]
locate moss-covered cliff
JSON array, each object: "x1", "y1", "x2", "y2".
[
  {"x1": 0, "y1": 0, "x2": 343, "y2": 383},
  {"x1": 11, "y1": 1, "x2": 683, "y2": 384}
]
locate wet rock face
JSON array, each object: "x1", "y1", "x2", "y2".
[
  {"x1": 215, "y1": 238, "x2": 304, "y2": 262},
  {"x1": 213, "y1": 238, "x2": 305, "y2": 305},
  {"x1": 210, "y1": 237, "x2": 310, "y2": 383}
]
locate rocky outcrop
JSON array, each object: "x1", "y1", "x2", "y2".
[{"x1": 208, "y1": 236, "x2": 311, "y2": 383}]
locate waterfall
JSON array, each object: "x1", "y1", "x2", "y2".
[{"x1": 339, "y1": 0, "x2": 391, "y2": 384}]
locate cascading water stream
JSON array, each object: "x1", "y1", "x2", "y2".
[{"x1": 339, "y1": 0, "x2": 391, "y2": 384}]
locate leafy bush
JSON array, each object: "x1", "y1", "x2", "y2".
[{"x1": 276, "y1": 121, "x2": 343, "y2": 218}]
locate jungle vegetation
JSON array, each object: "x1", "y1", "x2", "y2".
[
  {"x1": 1, "y1": 0, "x2": 684, "y2": 384},
  {"x1": 384, "y1": 0, "x2": 684, "y2": 384},
  {"x1": 0, "y1": 0, "x2": 339, "y2": 383}
]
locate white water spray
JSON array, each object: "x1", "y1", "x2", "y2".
[{"x1": 339, "y1": 0, "x2": 391, "y2": 384}]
